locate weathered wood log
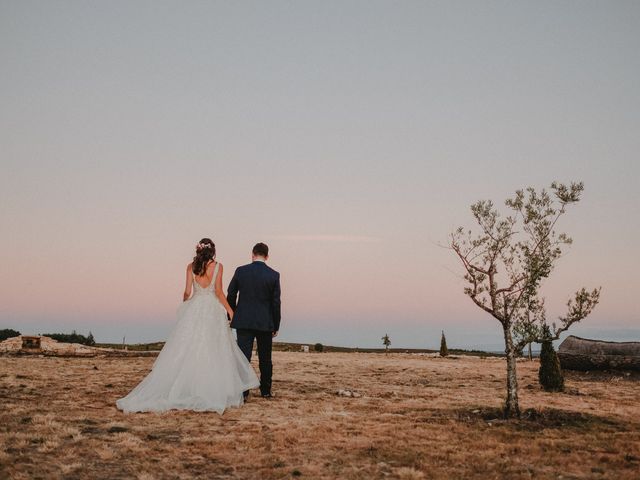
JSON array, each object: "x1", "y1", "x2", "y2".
[{"x1": 558, "y1": 335, "x2": 640, "y2": 371}]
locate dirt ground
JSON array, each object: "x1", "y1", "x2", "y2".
[{"x1": 1, "y1": 352, "x2": 638, "y2": 479}]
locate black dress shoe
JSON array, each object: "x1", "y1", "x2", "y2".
[
  {"x1": 243, "y1": 391, "x2": 250, "y2": 401},
  {"x1": 260, "y1": 392, "x2": 272, "y2": 398}
]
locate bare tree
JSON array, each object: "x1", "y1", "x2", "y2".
[{"x1": 450, "y1": 181, "x2": 600, "y2": 417}]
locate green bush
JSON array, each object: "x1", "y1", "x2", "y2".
[
  {"x1": 538, "y1": 327, "x2": 564, "y2": 392},
  {"x1": 314, "y1": 343, "x2": 324, "y2": 352},
  {"x1": 382, "y1": 334, "x2": 391, "y2": 352},
  {"x1": 42, "y1": 330, "x2": 95, "y2": 346},
  {"x1": 439, "y1": 331, "x2": 448, "y2": 357},
  {"x1": 0, "y1": 329, "x2": 21, "y2": 342}
]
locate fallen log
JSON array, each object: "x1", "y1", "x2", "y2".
[{"x1": 558, "y1": 335, "x2": 640, "y2": 371}]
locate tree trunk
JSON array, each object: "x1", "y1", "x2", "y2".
[
  {"x1": 558, "y1": 336, "x2": 640, "y2": 371},
  {"x1": 502, "y1": 324, "x2": 520, "y2": 418}
]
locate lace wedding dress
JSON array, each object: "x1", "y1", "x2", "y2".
[{"x1": 116, "y1": 263, "x2": 260, "y2": 414}]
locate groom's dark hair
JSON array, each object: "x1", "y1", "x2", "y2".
[{"x1": 252, "y1": 242, "x2": 269, "y2": 257}]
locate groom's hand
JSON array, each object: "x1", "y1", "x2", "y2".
[{"x1": 272, "y1": 331, "x2": 278, "y2": 338}]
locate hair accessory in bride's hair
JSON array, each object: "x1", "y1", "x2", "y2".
[{"x1": 196, "y1": 242, "x2": 212, "y2": 251}]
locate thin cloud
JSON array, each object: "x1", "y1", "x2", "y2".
[{"x1": 271, "y1": 234, "x2": 382, "y2": 243}]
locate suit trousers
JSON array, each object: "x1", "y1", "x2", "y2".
[{"x1": 236, "y1": 329, "x2": 273, "y2": 395}]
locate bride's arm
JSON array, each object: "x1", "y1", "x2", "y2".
[
  {"x1": 214, "y1": 264, "x2": 234, "y2": 319},
  {"x1": 183, "y1": 264, "x2": 193, "y2": 301}
]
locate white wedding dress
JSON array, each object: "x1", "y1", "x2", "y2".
[{"x1": 116, "y1": 263, "x2": 260, "y2": 414}]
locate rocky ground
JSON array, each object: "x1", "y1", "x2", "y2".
[
  {"x1": 1, "y1": 352, "x2": 638, "y2": 479},
  {"x1": 0, "y1": 336, "x2": 156, "y2": 357},
  {"x1": 0, "y1": 336, "x2": 106, "y2": 356}
]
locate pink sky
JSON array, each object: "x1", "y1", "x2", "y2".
[{"x1": 1, "y1": 2, "x2": 638, "y2": 347}]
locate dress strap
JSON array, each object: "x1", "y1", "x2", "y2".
[{"x1": 211, "y1": 262, "x2": 220, "y2": 287}]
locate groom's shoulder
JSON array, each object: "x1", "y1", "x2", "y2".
[
  {"x1": 265, "y1": 264, "x2": 279, "y2": 276},
  {"x1": 237, "y1": 263, "x2": 252, "y2": 273}
]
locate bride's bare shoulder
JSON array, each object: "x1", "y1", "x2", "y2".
[
  {"x1": 186, "y1": 262, "x2": 193, "y2": 272},
  {"x1": 209, "y1": 261, "x2": 223, "y2": 273},
  {"x1": 205, "y1": 260, "x2": 217, "y2": 271}
]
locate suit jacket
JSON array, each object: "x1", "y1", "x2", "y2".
[{"x1": 227, "y1": 261, "x2": 281, "y2": 332}]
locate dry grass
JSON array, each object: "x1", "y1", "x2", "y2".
[{"x1": 1, "y1": 352, "x2": 638, "y2": 479}]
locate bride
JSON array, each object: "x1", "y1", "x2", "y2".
[{"x1": 116, "y1": 238, "x2": 260, "y2": 413}]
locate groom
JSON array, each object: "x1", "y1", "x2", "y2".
[{"x1": 227, "y1": 243, "x2": 281, "y2": 399}]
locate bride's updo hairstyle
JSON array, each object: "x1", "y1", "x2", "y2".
[{"x1": 192, "y1": 238, "x2": 216, "y2": 276}]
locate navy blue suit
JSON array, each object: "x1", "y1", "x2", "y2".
[
  {"x1": 227, "y1": 261, "x2": 281, "y2": 395},
  {"x1": 228, "y1": 261, "x2": 281, "y2": 332}
]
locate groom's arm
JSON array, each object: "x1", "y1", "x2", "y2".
[
  {"x1": 227, "y1": 270, "x2": 239, "y2": 313},
  {"x1": 271, "y1": 273, "x2": 281, "y2": 332}
]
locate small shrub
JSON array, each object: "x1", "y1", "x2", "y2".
[
  {"x1": 382, "y1": 334, "x2": 391, "y2": 353},
  {"x1": 42, "y1": 331, "x2": 94, "y2": 346},
  {"x1": 314, "y1": 343, "x2": 324, "y2": 352},
  {"x1": 0, "y1": 329, "x2": 21, "y2": 341},
  {"x1": 538, "y1": 326, "x2": 564, "y2": 392},
  {"x1": 440, "y1": 331, "x2": 448, "y2": 357}
]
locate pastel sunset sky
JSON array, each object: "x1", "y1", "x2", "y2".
[{"x1": 1, "y1": 1, "x2": 638, "y2": 349}]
